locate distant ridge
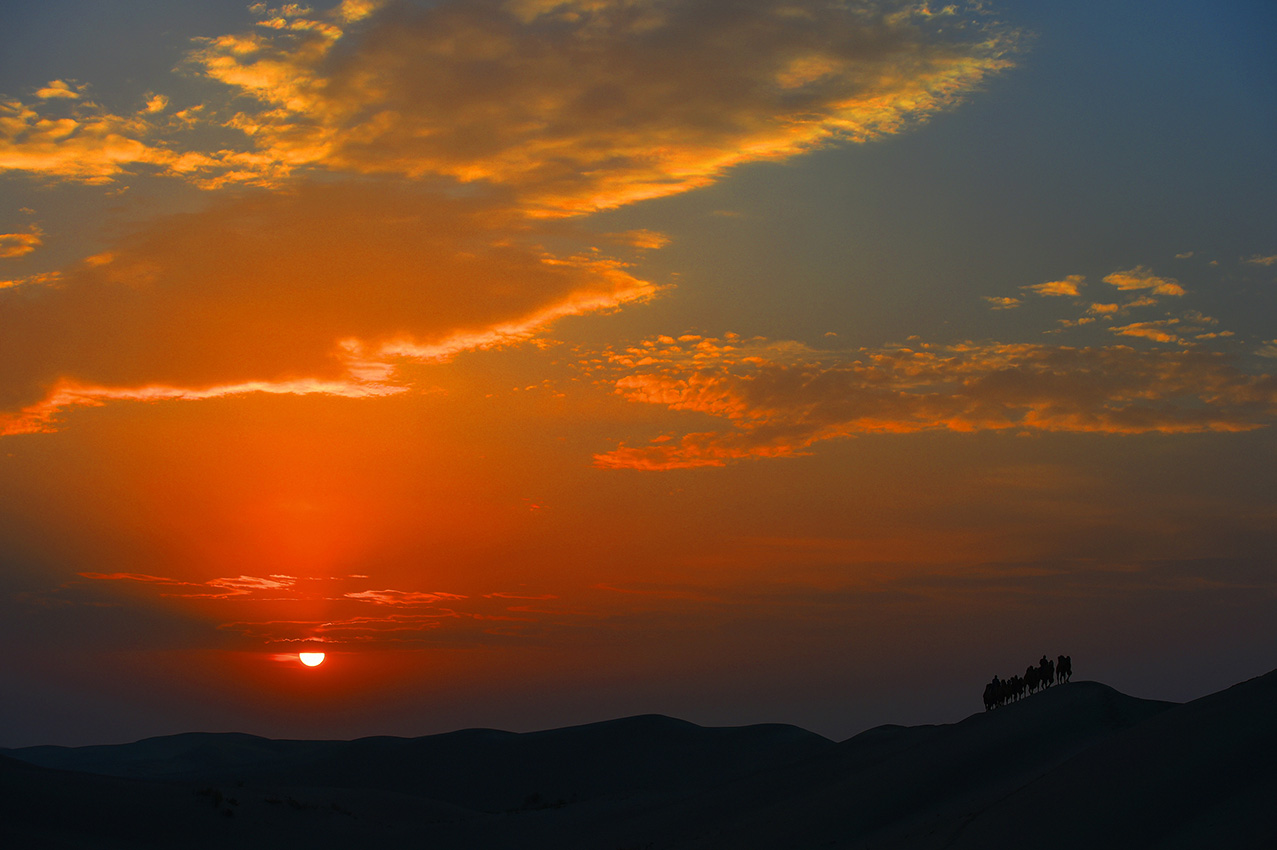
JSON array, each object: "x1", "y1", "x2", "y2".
[{"x1": 3, "y1": 673, "x2": 1274, "y2": 849}]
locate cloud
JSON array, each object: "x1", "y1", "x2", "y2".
[
  {"x1": 77, "y1": 571, "x2": 297, "y2": 599},
  {"x1": 211, "y1": 0, "x2": 1016, "y2": 210},
  {"x1": 1102, "y1": 266, "x2": 1185, "y2": 297},
  {"x1": 1109, "y1": 320, "x2": 1180, "y2": 344},
  {"x1": 34, "y1": 80, "x2": 81, "y2": 100},
  {"x1": 0, "y1": 95, "x2": 216, "y2": 184},
  {"x1": 983, "y1": 295, "x2": 1020, "y2": 310},
  {"x1": 345, "y1": 589, "x2": 468, "y2": 605},
  {"x1": 987, "y1": 266, "x2": 1179, "y2": 326},
  {"x1": 78, "y1": 572, "x2": 195, "y2": 586},
  {"x1": 1022, "y1": 275, "x2": 1084, "y2": 297},
  {"x1": 1085, "y1": 294, "x2": 1157, "y2": 318},
  {"x1": 0, "y1": 181, "x2": 657, "y2": 433},
  {"x1": 5, "y1": 1, "x2": 1014, "y2": 210},
  {"x1": 485, "y1": 591, "x2": 559, "y2": 600},
  {"x1": 208, "y1": 575, "x2": 296, "y2": 592},
  {"x1": 591, "y1": 336, "x2": 1277, "y2": 469},
  {"x1": 1244, "y1": 254, "x2": 1277, "y2": 267},
  {"x1": 0, "y1": 226, "x2": 43, "y2": 259}
]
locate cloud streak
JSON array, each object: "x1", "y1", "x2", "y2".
[
  {"x1": 1102, "y1": 266, "x2": 1185, "y2": 297},
  {"x1": 0, "y1": 182, "x2": 657, "y2": 432}
]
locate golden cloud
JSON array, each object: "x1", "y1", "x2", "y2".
[
  {"x1": 78, "y1": 571, "x2": 298, "y2": 599},
  {"x1": 34, "y1": 80, "x2": 81, "y2": 100},
  {"x1": 1102, "y1": 266, "x2": 1185, "y2": 297},
  {"x1": 592, "y1": 337, "x2": 1277, "y2": 468},
  {"x1": 1022, "y1": 275, "x2": 1084, "y2": 297},
  {"x1": 197, "y1": 0, "x2": 1015, "y2": 211},
  {"x1": 0, "y1": 92, "x2": 239, "y2": 185},
  {"x1": 1109, "y1": 321, "x2": 1181, "y2": 344},
  {"x1": 983, "y1": 295, "x2": 1021, "y2": 310},
  {"x1": 0, "y1": 0, "x2": 1013, "y2": 207},
  {"x1": 345, "y1": 589, "x2": 469, "y2": 605},
  {"x1": 0, "y1": 225, "x2": 43, "y2": 259},
  {"x1": 0, "y1": 181, "x2": 657, "y2": 433}
]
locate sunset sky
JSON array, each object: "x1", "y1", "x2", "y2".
[{"x1": 2, "y1": 0, "x2": 1275, "y2": 747}]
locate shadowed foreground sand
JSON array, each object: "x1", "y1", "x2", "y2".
[{"x1": 3, "y1": 670, "x2": 1275, "y2": 849}]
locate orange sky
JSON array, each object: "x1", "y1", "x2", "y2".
[{"x1": 2, "y1": 0, "x2": 1275, "y2": 745}]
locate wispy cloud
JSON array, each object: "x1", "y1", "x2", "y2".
[
  {"x1": 0, "y1": 225, "x2": 43, "y2": 259},
  {"x1": 983, "y1": 295, "x2": 1021, "y2": 310},
  {"x1": 78, "y1": 571, "x2": 297, "y2": 599},
  {"x1": 1102, "y1": 266, "x2": 1185, "y2": 297},
  {"x1": 1109, "y1": 320, "x2": 1181, "y2": 344},
  {"x1": 0, "y1": 182, "x2": 657, "y2": 433},
  {"x1": 591, "y1": 336, "x2": 1277, "y2": 469},
  {"x1": 1022, "y1": 274, "x2": 1084, "y2": 297},
  {"x1": 345, "y1": 589, "x2": 468, "y2": 605}
]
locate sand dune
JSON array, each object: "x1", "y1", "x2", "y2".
[{"x1": 3, "y1": 672, "x2": 1273, "y2": 848}]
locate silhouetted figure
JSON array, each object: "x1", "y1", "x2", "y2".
[
  {"x1": 984, "y1": 675, "x2": 1009, "y2": 710},
  {"x1": 1057, "y1": 654, "x2": 1072, "y2": 683},
  {"x1": 1038, "y1": 655, "x2": 1055, "y2": 688}
]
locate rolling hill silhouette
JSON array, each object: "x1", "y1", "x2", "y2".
[{"x1": 3, "y1": 671, "x2": 1274, "y2": 848}]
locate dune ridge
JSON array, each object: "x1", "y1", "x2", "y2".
[{"x1": 2, "y1": 672, "x2": 1273, "y2": 849}]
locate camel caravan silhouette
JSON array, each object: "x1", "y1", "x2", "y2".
[{"x1": 983, "y1": 654, "x2": 1072, "y2": 711}]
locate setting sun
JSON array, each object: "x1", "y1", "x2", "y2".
[{"x1": 298, "y1": 653, "x2": 326, "y2": 668}]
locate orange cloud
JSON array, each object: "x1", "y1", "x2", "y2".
[
  {"x1": 78, "y1": 571, "x2": 298, "y2": 599},
  {"x1": 983, "y1": 296, "x2": 1021, "y2": 310},
  {"x1": 1109, "y1": 321, "x2": 1181, "y2": 344},
  {"x1": 249, "y1": 0, "x2": 1013, "y2": 211},
  {"x1": 1102, "y1": 266, "x2": 1185, "y2": 297},
  {"x1": 0, "y1": 225, "x2": 42, "y2": 259},
  {"x1": 592, "y1": 337, "x2": 1277, "y2": 468},
  {"x1": 78, "y1": 572, "x2": 195, "y2": 586},
  {"x1": 1022, "y1": 275, "x2": 1084, "y2": 297},
  {"x1": 345, "y1": 589, "x2": 468, "y2": 605},
  {"x1": 0, "y1": 0, "x2": 1012, "y2": 208},
  {"x1": 0, "y1": 375, "x2": 404, "y2": 436},
  {"x1": 0, "y1": 96, "x2": 215, "y2": 184},
  {"x1": 0, "y1": 182, "x2": 657, "y2": 433},
  {"x1": 34, "y1": 80, "x2": 82, "y2": 100}
]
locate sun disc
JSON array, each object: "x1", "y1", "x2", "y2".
[{"x1": 298, "y1": 652, "x2": 326, "y2": 667}]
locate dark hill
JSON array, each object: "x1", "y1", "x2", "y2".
[
  {"x1": 3, "y1": 674, "x2": 1273, "y2": 849},
  {"x1": 6, "y1": 714, "x2": 833, "y2": 814},
  {"x1": 944, "y1": 668, "x2": 1277, "y2": 850},
  {"x1": 591, "y1": 680, "x2": 1175, "y2": 850}
]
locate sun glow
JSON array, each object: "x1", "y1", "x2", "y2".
[{"x1": 298, "y1": 652, "x2": 326, "y2": 667}]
